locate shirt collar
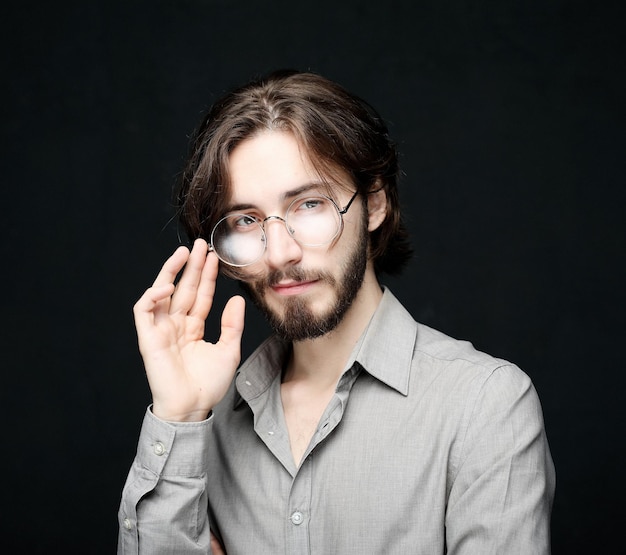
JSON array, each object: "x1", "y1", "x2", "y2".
[
  {"x1": 234, "y1": 335, "x2": 290, "y2": 409},
  {"x1": 346, "y1": 287, "x2": 416, "y2": 396},
  {"x1": 234, "y1": 287, "x2": 416, "y2": 408}
]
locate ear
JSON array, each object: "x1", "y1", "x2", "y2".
[{"x1": 367, "y1": 187, "x2": 387, "y2": 232}]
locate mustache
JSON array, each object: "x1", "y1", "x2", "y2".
[
  {"x1": 265, "y1": 267, "x2": 337, "y2": 288},
  {"x1": 240, "y1": 266, "x2": 338, "y2": 290}
]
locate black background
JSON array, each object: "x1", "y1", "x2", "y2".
[{"x1": 2, "y1": 1, "x2": 624, "y2": 553}]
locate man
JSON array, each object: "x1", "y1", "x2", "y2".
[{"x1": 118, "y1": 70, "x2": 555, "y2": 554}]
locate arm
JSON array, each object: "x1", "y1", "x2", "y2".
[
  {"x1": 118, "y1": 410, "x2": 212, "y2": 554},
  {"x1": 118, "y1": 239, "x2": 245, "y2": 554},
  {"x1": 445, "y1": 365, "x2": 556, "y2": 554}
]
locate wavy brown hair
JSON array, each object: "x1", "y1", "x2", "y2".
[{"x1": 176, "y1": 69, "x2": 412, "y2": 275}]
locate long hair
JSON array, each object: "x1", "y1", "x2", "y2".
[{"x1": 176, "y1": 69, "x2": 412, "y2": 275}]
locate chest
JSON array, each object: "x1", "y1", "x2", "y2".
[
  {"x1": 280, "y1": 383, "x2": 336, "y2": 467},
  {"x1": 207, "y1": 383, "x2": 454, "y2": 554}
]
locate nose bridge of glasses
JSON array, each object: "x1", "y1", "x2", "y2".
[
  {"x1": 261, "y1": 214, "x2": 294, "y2": 235},
  {"x1": 261, "y1": 214, "x2": 287, "y2": 226}
]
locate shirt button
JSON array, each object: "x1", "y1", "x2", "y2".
[
  {"x1": 123, "y1": 518, "x2": 132, "y2": 530},
  {"x1": 153, "y1": 441, "x2": 165, "y2": 456},
  {"x1": 290, "y1": 511, "x2": 304, "y2": 525}
]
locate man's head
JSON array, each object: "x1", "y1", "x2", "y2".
[{"x1": 176, "y1": 69, "x2": 412, "y2": 277}]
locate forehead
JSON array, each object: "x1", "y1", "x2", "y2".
[{"x1": 227, "y1": 130, "x2": 350, "y2": 206}]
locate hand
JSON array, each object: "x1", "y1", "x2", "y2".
[
  {"x1": 133, "y1": 238, "x2": 245, "y2": 421},
  {"x1": 210, "y1": 532, "x2": 226, "y2": 554}
]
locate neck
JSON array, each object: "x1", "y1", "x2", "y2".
[{"x1": 284, "y1": 266, "x2": 383, "y2": 386}]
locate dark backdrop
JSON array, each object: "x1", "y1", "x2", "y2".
[{"x1": 2, "y1": 1, "x2": 624, "y2": 553}]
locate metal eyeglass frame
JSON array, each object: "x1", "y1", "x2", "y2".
[{"x1": 208, "y1": 189, "x2": 360, "y2": 267}]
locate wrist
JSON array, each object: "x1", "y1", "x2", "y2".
[{"x1": 151, "y1": 403, "x2": 211, "y2": 422}]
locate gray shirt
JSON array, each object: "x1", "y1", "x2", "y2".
[{"x1": 118, "y1": 288, "x2": 555, "y2": 554}]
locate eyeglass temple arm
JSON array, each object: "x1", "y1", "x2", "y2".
[{"x1": 339, "y1": 186, "x2": 384, "y2": 215}]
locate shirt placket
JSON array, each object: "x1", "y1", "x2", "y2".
[
  {"x1": 282, "y1": 367, "x2": 359, "y2": 555},
  {"x1": 285, "y1": 454, "x2": 312, "y2": 554},
  {"x1": 243, "y1": 363, "x2": 361, "y2": 554}
]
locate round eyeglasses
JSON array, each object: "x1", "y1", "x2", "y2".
[{"x1": 209, "y1": 190, "x2": 359, "y2": 267}]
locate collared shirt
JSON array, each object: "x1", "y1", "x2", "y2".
[{"x1": 118, "y1": 288, "x2": 555, "y2": 554}]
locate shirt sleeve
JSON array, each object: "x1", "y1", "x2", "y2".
[
  {"x1": 117, "y1": 408, "x2": 213, "y2": 555},
  {"x1": 445, "y1": 364, "x2": 556, "y2": 555}
]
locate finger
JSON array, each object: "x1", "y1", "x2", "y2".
[
  {"x1": 132, "y1": 283, "x2": 176, "y2": 330},
  {"x1": 217, "y1": 295, "x2": 245, "y2": 352},
  {"x1": 188, "y1": 250, "x2": 220, "y2": 320},
  {"x1": 151, "y1": 245, "x2": 191, "y2": 289},
  {"x1": 169, "y1": 238, "x2": 210, "y2": 314}
]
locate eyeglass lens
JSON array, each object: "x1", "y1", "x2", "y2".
[{"x1": 211, "y1": 195, "x2": 342, "y2": 266}]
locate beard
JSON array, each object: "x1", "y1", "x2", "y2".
[{"x1": 239, "y1": 218, "x2": 369, "y2": 342}]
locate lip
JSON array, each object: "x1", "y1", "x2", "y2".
[{"x1": 270, "y1": 280, "x2": 318, "y2": 296}]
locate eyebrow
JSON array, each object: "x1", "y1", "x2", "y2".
[{"x1": 225, "y1": 182, "x2": 329, "y2": 213}]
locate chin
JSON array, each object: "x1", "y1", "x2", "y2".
[{"x1": 242, "y1": 275, "x2": 360, "y2": 342}]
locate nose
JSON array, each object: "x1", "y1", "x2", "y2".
[{"x1": 262, "y1": 216, "x2": 303, "y2": 269}]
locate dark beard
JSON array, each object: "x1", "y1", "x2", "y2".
[{"x1": 239, "y1": 223, "x2": 368, "y2": 342}]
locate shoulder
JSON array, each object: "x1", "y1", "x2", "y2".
[
  {"x1": 407, "y1": 321, "x2": 547, "y2": 439},
  {"x1": 371, "y1": 288, "x2": 532, "y2": 400},
  {"x1": 410, "y1": 322, "x2": 546, "y2": 444},
  {"x1": 412, "y1": 322, "x2": 528, "y2": 389}
]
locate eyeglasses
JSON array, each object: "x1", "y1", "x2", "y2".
[{"x1": 209, "y1": 190, "x2": 359, "y2": 267}]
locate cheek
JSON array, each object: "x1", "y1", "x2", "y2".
[
  {"x1": 226, "y1": 242, "x2": 347, "y2": 284},
  {"x1": 221, "y1": 260, "x2": 267, "y2": 282}
]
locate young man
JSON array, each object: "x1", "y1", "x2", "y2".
[{"x1": 118, "y1": 70, "x2": 555, "y2": 554}]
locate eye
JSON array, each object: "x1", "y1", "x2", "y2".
[
  {"x1": 296, "y1": 197, "x2": 326, "y2": 211},
  {"x1": 232, "y1": 214, "x2": 259, "y2": 230}
]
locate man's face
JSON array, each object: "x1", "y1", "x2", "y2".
[{"x1": 226, "y1": 130, "x2": 369, "y2": 341}]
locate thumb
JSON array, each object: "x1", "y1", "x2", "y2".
[{"x1": 218, "y1": 295, "x2": 245, "y2": 350}]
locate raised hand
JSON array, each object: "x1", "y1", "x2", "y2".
[{"x1": 133, "y1": 238, "x2": 245, "y2": 422}]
